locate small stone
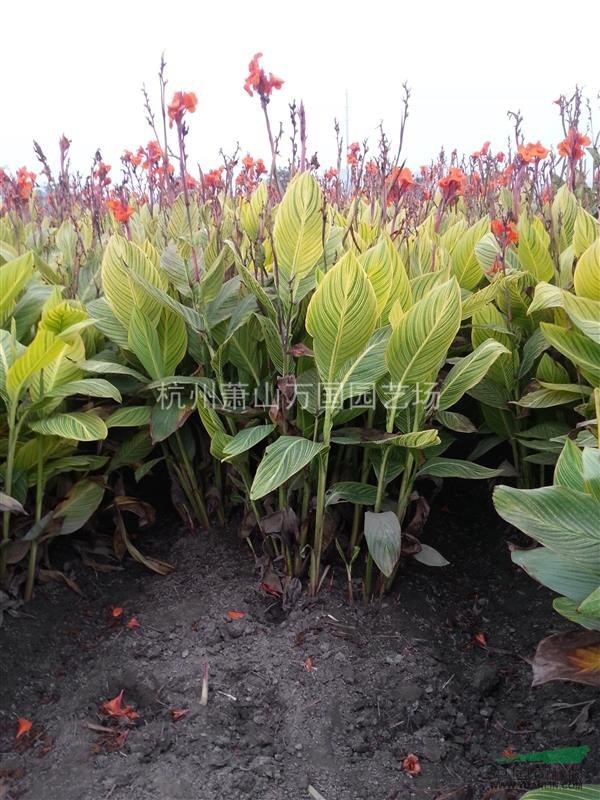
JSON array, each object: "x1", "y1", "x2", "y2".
[
  {"x1": 472, "y1": 663, "x2": 500, "y2": 697},
  {"x1": 181, "y1": 649, "x2": 189, "y2": 658}
]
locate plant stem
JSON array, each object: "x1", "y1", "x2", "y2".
[
  {"x1": 309, "y1": 449, "x2": 329, "y2": 595},
  {"x1": 25, "y1": 438, "x2": 44, "y2": 601},
  {"x1": 0, "y1": 403, "x2": 18, "y2": 583}
]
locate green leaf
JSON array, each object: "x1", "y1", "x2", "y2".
[
  {"x1": 511, "y1": 547, "x2": 600, "y2": 604},
  {"x1": 29, "y1": 412, "x2": 108, "y2": 442},
  {"x1": 47, "y1": 378, "x2": 122, "y2": 402},
  {"x1": 392, "y1": 430, "x2": 441, "y2": 449},
  {"x1": 53, "y1": 480, "x2": 105, "y2": 536},
  {"x1": 364, "y1": 511, "x2": 402, "y2": 577},
  {"x1": 109, "y1": 430, "x2": 154, "y2": 471},
  {"x1": 418, "y1": 458, "x2": 505, "y2": 479},
  {"x1": 493, "y1": 484, "x2": 600, "y2": 567},
  {"x1": 106, "y1": 406, "x2": 152, "y2": 428},
  {"x1": 6, "y1": 329, "x2": 66, "y2": 401},
  {"x1": 578, "y1": 585, "x2": 600, "y2": 620},
  {"x1": 574, "y1": 206, "x2": 600, "y2": 258},
  {"x1": 150, "y1": 401, "x2": 192, "y2": 444},
  {"x1": 250, "y1": 436, "x2": 327, "y2": 500},
  {"x1": 519, "y1": 787, "x2": 600, "y2": 800},
  {"x1": 582, "y1": 446, "x2": 600, "y2": 502},
  {"x1": 273, "y1": 172, "x2": 324, "y2": 296},
  {"x1": 516, "y1": 387, "x2": 585, "y2": 408},
  {"x1": 438, "y1": 339, "x2": 509, "y2": 410},
  {"x1": 554, "y1": 438, "x2": 585, "y2": 492},
  {"x1": 449, "y1": 217, "x2": 488, "y2": 290},
  {"x1": 360, "y1": 239, "x2": 393, "y2": 316},
  {"x1": 222, "y1": 424, "x2": 275, "y2": 460},
  {"x1": 540, "y1": 322, "x2": 600, "y2": 386},
  {"x1": 435, "y1": 410, "x2": 477, "y2": 433},
  {"x1": 386, "y1": 279, "x2": 462, "y2": 391},
  {"x1": 574, "y1": 237, "x2": 600, "y2": 301},
  {"x1": 517, "y1": 214, "x2": 555, "y2": 282},
  {"x1": 325, "y1": 482, "x2": 378, "y2": 507},
  {"x1": 553, "y1": 597, "x2": 600, "y2": 631},
  {"x1": 128, "y1": 306, "x2": 163, "y2": 380},
  {"x1": 0, "y1": 251, "x2": 34, "y2": 326},
  {"x1": 306, "y1": 250, "x2": 378, "y2": 385}
]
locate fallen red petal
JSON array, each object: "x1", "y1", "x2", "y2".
[
  {"x1": 474, "y1": 632, "x2": 487, "y2": 648},
  {"x1": 170, "y1": 708, "x2": 189, "y2": 722},
  {"x1": 226, "y1": 610, "x2": 245, "y2": 620},
  {"x1": 100, "y1": 690, "x2": 138, "y2": 720},
  {"x1": 402, "y1": 752, "x2": 422, "y2": 775},
  {"x1": 304, "y1": 657, "x2": 313, "y2": 672},
  {"x1": 111, "y1": 606, "x2": 124, "y2": 618},
  {"x1": 16, "y1": 718, "x2": 32, "y2": 739},
  {"x1": 126, "y1": 617, "x2": 140, "y2": 629}
]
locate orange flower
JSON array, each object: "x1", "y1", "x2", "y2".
[
  {"x1": 167, "y1": 91, "x2": 198, "y2": 127},
  {"x1": 107, "y1": 199, "x2": 135, "y2": 224},
  {"x1": 438, "y1": 167, "x2": 466, "y2": 202},
  {"x1": 402, "y1": 753, "x2": 421, "y2": 775},
  {"x1": 243, "y1": 53, "x2": 284, "y2": 99},
  {"x1": 517, "y1": 141, "x2": 549, "y2": 163},
  {"x1": 386, "y1": 167, "x2": 415, "y2": 204},
  {"x1": 557, "y1": 128, "x2": 591, "y2": 161},
  {"x1": 16, "y1": 718, "x2": 32, "y2": 739},
  {"x1": 491, "y1": 218, "x2": 518, "y2": 246}
]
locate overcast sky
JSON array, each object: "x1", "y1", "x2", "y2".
[{"x1": 1, "y1": 0, "x2": 598, "y2": 176}]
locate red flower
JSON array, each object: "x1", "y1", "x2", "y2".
[
  {"x1": 347, "y1": 142, "x2": 361, "y2": 167},
  {"x1": 438, "y1": 167, "x2": 466, "y2": 202},
  {"x1": 16, "y1": 167, "x2": 36, "y2": 200},
  {"x1": 167, "y1": 91, "x2": 198, "y2": 127},
  {"x1": 557, "y1": 128, "x2": 591, "y2": 161},
  {"x1": 491, "y1": 218, "x2": 518, "y2": 246},
  {"x1": 107, "y1": 198, "x2": 135, "y2": 224},
  {"x1": 365, "y1": 160, "x2": 379, "y2": 177},
  {"x1": 94, "y1": 161, "x2": 112, "y2": 186},
  {"x1": 243, "y1": 53, "x2": 284, "y2": 99},
  {"x1": 517, "y1": 141, "x2": 549, "y2": 163},
  {"x1": 471, "y1": 140, "x2": 491, "y2": 159},
  {"x1": 496, "y1": 151, "x2": 505, "y2": 163},
  {"x1": 203, "y1": 168, "x2": 224, "y2": 190}
]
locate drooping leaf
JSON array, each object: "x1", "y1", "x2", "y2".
[{"x1": 363, "y1": 511, "x2": 402, "y2": 577}]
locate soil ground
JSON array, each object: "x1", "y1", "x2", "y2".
[{"x1": 0, "y1": 481, "x2": 598, "y2": 800}]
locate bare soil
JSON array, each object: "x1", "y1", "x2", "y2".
[{"x1": 0, "y1": 482, "x2": 598, "y2": 800}]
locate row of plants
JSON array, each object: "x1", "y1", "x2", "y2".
[{"x1": 0, "y1": 64, "x2": 598, "y2": 680}]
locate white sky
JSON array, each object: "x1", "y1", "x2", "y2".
[{"x1": 1, "y1": 0, "x2": 598, "y2": 176}]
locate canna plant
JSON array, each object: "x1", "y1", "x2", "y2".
[
  {"x1": 494, "y1": 431, "x2": 600, "y2": 630},
  {"x1": 0, "y1": 282, "x2": 115, "y2": 596}
]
